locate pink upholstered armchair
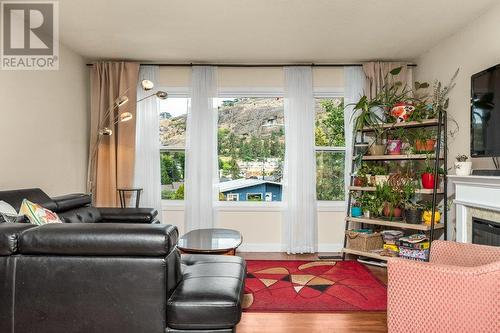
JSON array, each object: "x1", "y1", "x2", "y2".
[{"x1": 387, "y1": 240, "x2": 500, "y2": 333}]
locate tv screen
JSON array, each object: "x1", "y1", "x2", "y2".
[{"x1": 471, "y1": 64, "x2": 500, "y2": 157}]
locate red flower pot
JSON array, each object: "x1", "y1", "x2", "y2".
[
  {"x1": 421, "y1": 173, "x2": 435, "y2": 189},
  {"x1": 383, "y1": 203, "x2": 402, "y2": 218}
]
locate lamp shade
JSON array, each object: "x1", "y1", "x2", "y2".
[
  {"x1": 115, "y1": 95, "x2": 129, "y2": 107},
  {"x1": 119, "y1": 112, "x2": 133, "y2": 123},
  {"x1": 141, "y1": 79, "x2": 154, "y2": 91},
  {"x1": 99, "y1": 127, "x2": 113, "y2": 136},
  {"x1": 156, "y1": 91, "x2": 168, "y2": 100}
]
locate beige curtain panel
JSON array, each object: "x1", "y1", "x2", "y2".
[
  {"x1": 362, "y1": 61, "x2": 410, "y2": 99},
  {"x1": 88, "y1": 62, "x2": 139, "y2": 206}
]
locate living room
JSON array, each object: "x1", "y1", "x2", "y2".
[{"x1": 0, "y1": 1, "x2": 499, "y2": 332}]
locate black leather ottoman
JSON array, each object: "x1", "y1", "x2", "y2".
[{"x1": 166, "y1": 255, "x2": 246, "y2": 333}]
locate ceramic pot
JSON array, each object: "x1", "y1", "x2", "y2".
[
  {"x1": 353, "y1": 176, "x2": 365, "y2": 187},
  {"x1": 421, "y1": 173, "x2": 435, "y2": 189},
  {"x1": 422, "y1": 210, "x2": 441, "y2": 225},
  {"x1": 368, "y1": 144, "x2": 386, "y2": 156},
  {"x1": 386, "y1": 139, "x2": 402, "y2": 155},
  {"x1": 383, "y1": 203, "x2": 402, "y2": 218},
  {"x1": 351, "y1": 206, "x2": 363, "y2": 217},
  {"x1": 363, "y1": 210, "x2": 371, "y2": 218},
  {"x1": 415, "y1": 139, "x2": 436, "y2": 153},
  {"x1": 404, "y1": 208, "x2": 423, "y2": 224},
  {"x1": 370, "y1": 106, "x2": 387, "y2": 123},
  {"x1": 374, "y1": 175, "x2": 389, "y2": 185},
  {"x1": 455, "y1": 161, "x2": 472, "y2": 176},
  {"x1": 390, "y1": 103, "x2": 415, "y2": 123}
]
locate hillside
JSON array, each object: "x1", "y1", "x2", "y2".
[{"x1": 160, "y1": 97, "x2": 285, "y2": 146}]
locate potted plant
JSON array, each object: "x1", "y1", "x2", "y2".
[
  {"x1": 386, "y1": 128, "x2": 406, "y2": 155},
  {"x1": 372, "y1": 165, "x2": 389, "y2": 185},
  {"x1": 351, "y1": 96, "x2": 385, "y2": 132},
  {"x1": 403, "y1": 201, "x2": 423, "y2": 224},
  {"x1": 413, "y1": 128, "x2": 436, "y2": 153},
  {"x1": 355, "y1": 163, "x2": 373, "y2": 186},
  {"x1": 351, "y1": 203, "x2": 363, "y2": 217},
  {"x1": 455, "y1": 154, "x2": 472, "y2": 176},
  {"x1": 358, "y1": 191, "x2": 382, "y2": 218},
  {"x1": 422, "y1": 202, "x2": 442, "y2": 225},
  {"x1": 375, "y1": 182, "x2": 403, "y2": 219},
  {"x1": 368, "y1": 137, "x2": 386, "y2": 156},
  {"x1": 398, "y1": 178, "x2": 421, "y2": 223},
  {"x1": 420, "y1": 157, "x2": 446, "y2": 189}
]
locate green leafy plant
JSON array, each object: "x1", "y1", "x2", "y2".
[
  {"x1": 376, "y1": 181, "x2": 402, "y2": 206},
  {"x1": 411, "y1": 128, "x2": 436, "y2": 142},
  {"x1": 420, "y1": 156, "x2": 446, "y2": 175},
  {"x1": 456, "y1": 154, "x2": 468, "y2": 162},
  {"x1": 371, "y1": 165, "x2": 388, "y2": 176},
  {"x1": 350, "y1": 96, "x2": 385, "y2": 133},
  {"x1": 358, "y1": 191, "x2": 383, "y2": 217}
]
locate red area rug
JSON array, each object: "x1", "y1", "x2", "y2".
[{"x1": 242, "y1": 260, "x2": 386, "y2": 312}]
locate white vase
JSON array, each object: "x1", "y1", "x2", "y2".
[{"x1": 455, "y1": 162, "x2": 472, "y2": 176}]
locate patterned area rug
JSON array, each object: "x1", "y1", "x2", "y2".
[{"x1": 242, "y1": 260, "x2": 387, "y2": 312}]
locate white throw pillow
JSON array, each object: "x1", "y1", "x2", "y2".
[{"x1": 0, "y1": 200, "x2": 18, "y2": 223}]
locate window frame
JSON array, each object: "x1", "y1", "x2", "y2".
[
  {"x1": 159, "y1": 91, "x2": 189, "y2": 206},
  {"x1": 161, "y1": 87, "x2": 346, "y2": 212},
  {"x1": 314, "y1": 92, "x2": 346, "y2": 207}
]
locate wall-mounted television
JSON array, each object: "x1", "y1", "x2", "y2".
[{"x1": 471, "y1": 64, "x2": 500, "y2": 157}]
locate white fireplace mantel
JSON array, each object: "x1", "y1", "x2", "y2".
[{"x1": 448, "y1": 175, "x2": 500, "y2": 243}]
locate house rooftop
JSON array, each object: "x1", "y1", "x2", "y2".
[{"x1": 218, "y1": 179, "x2": 281, "y2": 192}]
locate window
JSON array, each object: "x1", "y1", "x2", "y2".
[
  {"x1": 217, "y1": 97, "x2": 285, "y2": 202},
  {"x1": 315, "y1": 97, "x2": 345, "y2": 201},
  {"x1": 159, "y1": 97, "x2": 189, "y2": 200},
  {"x1": 226, "y1": 193, "x2": 240, "y2": 201},
  {"x1": 246, "y1": 193, "x2": 263, "y2": 201}
]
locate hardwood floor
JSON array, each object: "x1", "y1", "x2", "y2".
[{"x1": 236, "y1": 252, "x2": 388, "y2": 333}]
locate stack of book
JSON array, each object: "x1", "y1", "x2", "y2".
[{"x1": 396, "y1": 234, "x2": 430, "y2": 261}]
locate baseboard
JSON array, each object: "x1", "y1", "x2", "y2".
[{"x1": 237, "y1": 243, "x2": 343, "y2": 253}]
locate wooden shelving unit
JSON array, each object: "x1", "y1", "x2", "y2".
[
  {"x1": 342, "y1": 248, "x2": 389, "y2": 261},
  {"x1": 357, "y1": 154, "x2": 444, "y2": 161},
  {"x1": 349, "y1": 186, "x2": 443, "y2": 194},
  {"x1": 346, "y1": 217, "x2": 445, "y2": 231},
  {"x1": 343, "y1": 115, "x2": 448, "y2": 262},
  {"x1": 361, "y1": 119, "x2": 440, "y2": 131}
]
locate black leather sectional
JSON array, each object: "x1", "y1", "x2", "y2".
[{"x1": 0, "y1": 188, "x2": 246, "y2": 333}]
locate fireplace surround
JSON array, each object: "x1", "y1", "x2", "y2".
[{"x1": 448, "y1": 175, "x2": 500, "y2": 244}]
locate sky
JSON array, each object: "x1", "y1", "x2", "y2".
[{"x1": 159, "y1": 97, "x2": 237, "y2": 118}]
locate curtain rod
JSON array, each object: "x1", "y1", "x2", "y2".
[{"x1": 85, "y1": 63, "x2": 417, "y2": 68}]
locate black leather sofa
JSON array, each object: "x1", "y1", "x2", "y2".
[
  {"x1": 0, "y1": 188, "x2": 160, "y2": 224},
  {"x1": 0, "y1": 189, "x2": 246, "y2": 333}
]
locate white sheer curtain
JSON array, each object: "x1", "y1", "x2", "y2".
[
  {"x1": 343, "y1": 67, "x2": 365, "y2": 202},
  {"x1": 134, "y1": 65, "x2": 162, "y2": 214},
  {"x1": 282, "y1": 66, "x2": 317, "y2": 254},
  {"x1": 184, "y1": 66, "x2": 218, "y2": 231}
]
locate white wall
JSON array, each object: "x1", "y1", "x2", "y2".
[
  {"x1": 163, "y1": 207, "x2": 346, "y2": 252},
  {"x1": 415, "y1": 3, "x2": 500, "y2": 170},
  {"x1": 0, "y1": 44, "x2": 89, "y2": 196}
]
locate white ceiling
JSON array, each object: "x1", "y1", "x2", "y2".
[{"x1": 59, "y1": 0, "x2": 499, "y2": 63}]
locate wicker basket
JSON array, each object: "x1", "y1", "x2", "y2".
[{"x1": 345, "y1": 230, "x2": 383, "y2": 252}]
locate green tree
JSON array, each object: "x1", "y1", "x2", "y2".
[
  {"x1": 229, "y1": 158, "x2": 240, "y2": 179},
  {"x1": 316, "y1": 98, "x2": 345, "y2": 147},
  {"x1": 174, "y1": 184, "x2": 184, "y2": 200}
]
